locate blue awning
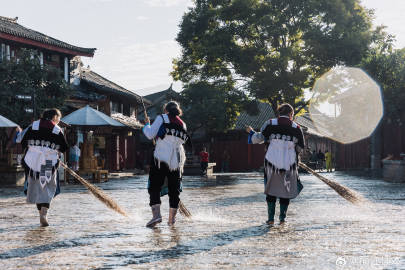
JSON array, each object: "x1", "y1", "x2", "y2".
[
  {"x1": 0, "y1": 115, "x2": 18, "y2": 127},
  {"x1": 62, "y1": 105, "x2": 124, "y2": 127}
]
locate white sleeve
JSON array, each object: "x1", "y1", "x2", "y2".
[
  {"x1": 250, "y1": 120, "x2": 270, "y2": 144},
  {"x1": 16, "y1": 126, "x2": 30, "y2": 143},
  {"x1": 142, "y1": 116, "x2": 164, "y2": 140},
  {"x1": 251, "y1": 132, "x2": 265, "y2": 144}
]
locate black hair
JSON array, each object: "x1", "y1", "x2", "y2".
[
  {"x1": 277, "y1": 103, "x2": 294, "y2": 117},
  {"x1": 42, "y1": 108, "x2": 62, "y2": 121},
  {"x1": 164, "y1": 101, "x2": 182, "y2": 116}
]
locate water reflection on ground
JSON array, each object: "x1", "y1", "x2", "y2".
[{"x1": 0, "y1": 171, "x2": 404, "y2": 269}]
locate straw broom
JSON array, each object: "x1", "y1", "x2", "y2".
[
  {"x1": 298, "y1": 162, "x2": 365, "y2": 204},
  {"x1": 60, "y1": 162, "x2": 128, "y2": 217},
  {"x1": 178, "y1": 200, "x2": 192, "y2": 218},
  {"x1": 141, "y1": 97, "x2": 192, "y2": 218}
]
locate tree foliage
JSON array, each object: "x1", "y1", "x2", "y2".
[
  {"x1": 361, "y1": 33, "x2": 405, "y2": 124},
  {"x1": 0, "y1": 49, "x2": 71, "y2": 127},
  {"x1": 172, "y1": 0, "x2": 377, "y2": 114},
  {"x1": 179, "y1": 82, "x2": 244, "y2": 135}
]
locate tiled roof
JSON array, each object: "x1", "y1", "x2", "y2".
[
  {"x1": 295, "y1": 114, "x2": 332, "y2": 137},
  {"x1": 80, "y1": 69, "x2": 148, "y2": 103},
  {"x1": 235, "y1": 102, "x2": 276, "y2": 130},
  {"x1": 111, "y1": 113, "x2": 143, "y2": 129},
  {"x1": 143, "y1": 85, "x2": 178, "y2": 104},
  {"x1": 0, "y1": 16, "x2": 95, "y2": 56},
  {"x1": 138, "y1": 85, "x2": 179, "y2": 120},
  {"x1": 71, "y1": 85, "x2": 106, "y2": 101}
]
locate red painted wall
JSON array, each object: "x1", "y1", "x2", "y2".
[{"x1": 209, "y1": 139, "x2": 265, "y2": 172}]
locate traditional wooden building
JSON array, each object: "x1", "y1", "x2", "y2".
[
  {"x1": 0, "y1": 16, "x2": 95, "y2": 81},
  {"x1": 66, "y1": 61, "x2": 150, "y2": 171},
  {"x1": 138, "y1": 84, "x2": 179, "y2": 121},
  {"x1": 0, "y1": 15, "x2": 96, "y2": 184}
]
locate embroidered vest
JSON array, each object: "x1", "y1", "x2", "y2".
[
  {"x1": 153, "y1": 115, "x2": 189, "y2": 173},
  {"x1": 264, "y1": 118, "x2": 299, "y2": 172},
  {"x1": 24, "y1": 120, "x2": 61, "y2": 188}
]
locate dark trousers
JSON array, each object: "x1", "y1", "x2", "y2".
[
  {"x1": 36, "y1": 203, "x2": 50, "y2": 210},
  {"x1": 148, "y1": 160, "x2": 181, "y2": 208},
  {"x1": 266, "y1": 195, "x2": 290, "y2": 205},
  {"x1": 201, "y1": 162, "x2": 208, "y2": 173}
]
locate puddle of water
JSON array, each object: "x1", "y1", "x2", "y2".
[{"x1": 0, "y1": 172, "x2": 404, "y2": 269}]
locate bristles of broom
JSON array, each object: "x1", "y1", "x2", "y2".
[
  {"x1": 299, "y1": 162, "x2": 365, "y2": 204},
  {"x1": 178, "y1": 200, "x2": 192, "y2": 218},
  {"x1": 60, "y1": 162, "x2": 128, "y2": 217}
]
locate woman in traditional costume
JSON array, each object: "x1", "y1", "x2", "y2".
[
  {"x1": 143, "y1": 101, "x2": 191, "y2": 227},
  {"x1": 246, "y1": 104, "x2": 305, "y2": 224},
  {"x1": 17, "y1": 109, "x2": 68, "y2": 226}
]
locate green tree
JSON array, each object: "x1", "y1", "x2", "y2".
[
  {"x1": 0, "y1": 49, "x2": 71, "y2": 127},
  {"x1": 179, "y1": 82, "x2": 244, "y2": 136},
  {"x1": 361, "y1": 43, "x2": 405, "y2": 124},
  {"x1": 172, "y1": 0, "x2": 377, "y2": 114}
]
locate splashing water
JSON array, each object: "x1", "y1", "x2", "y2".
[{"x1": 0, "y1": 173, "x2": 404, "y2": 269}]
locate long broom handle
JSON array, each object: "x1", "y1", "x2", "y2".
[
  {"x1": 298, "y1": 162, "x2": 364, "y2": 204},
  {"x1": 141, "y1": 97, "x2": 156, "y2": 145},
  {"x1": 60, "y1": 162, "x2": 128, "y2": 217}
]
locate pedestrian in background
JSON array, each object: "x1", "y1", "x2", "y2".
[
  {"x1": 325, "y1": 150, "x2": 332, "y2": 172},
  {"x1": 199, "y1": 147, "x2": 209, "y2": 176},
  {"x1": 69, "y1": 143, "x2": 80, "y2": 171}
]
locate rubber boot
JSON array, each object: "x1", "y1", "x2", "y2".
[
  {"x1": 39, "y1": 207, "x2": 49, "y2": 227},
  {"x1": 168, "y1": 208, "x2": 178, "y2": 225},
  {"x1": 279, "y1": 203, "x2": 289, "y2": 224},
  {"x1": 146, "y1": 204, "x2": 162, "y2": 228},
  {"x1": 266, "y1": 201, "x2": 276, "y2": 225}
]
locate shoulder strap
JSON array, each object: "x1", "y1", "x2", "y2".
[
  {"x1": 32, "y1": 120, "x2": 40, "y2": 131},
  {"x1": 161, "y1": 114, "x2": 170, "y2": 124}
]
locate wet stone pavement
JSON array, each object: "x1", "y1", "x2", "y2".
[{"x1": 0, "y1": 171, "x2": 404, "y2": 270}]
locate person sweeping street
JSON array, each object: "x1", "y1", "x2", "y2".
[
  {"x1": 246, "y1": 103, "x2": 305, "y2": 225},
  {"x1": 143, "y1": 101, "x2": 191, "y2": 227},
  {"x1": 16, "y1": 108, "x2": 68, "y2": 227}
]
